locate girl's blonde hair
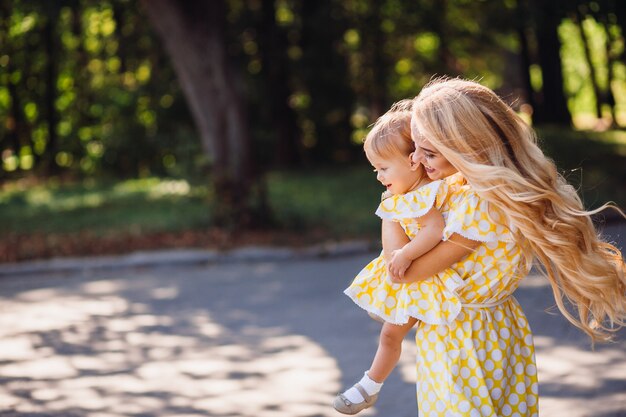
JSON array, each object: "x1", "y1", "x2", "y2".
[
  {"x1": 412, "y1": 77, "x2": 626, "y2": 342},
  {"x1": 364, "y1": 100, "x2": 415, "y2": 160}
]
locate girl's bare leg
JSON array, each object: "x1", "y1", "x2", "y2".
[
  {"x1": 367, "y1": 318, "x2": 418, "y2": 382},
  {"x1": 333, "y1": 317, "x2": 419, "y2": 414}
]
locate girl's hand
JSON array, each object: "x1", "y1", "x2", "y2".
[{"x1": 388, "y1": 249, "x2": 411, "y2": 281}]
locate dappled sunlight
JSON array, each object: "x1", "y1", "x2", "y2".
[
  {"x1": 149, "y1": 179, "x2": 191, "y2": 198},
  {"x1": 0, "y1": 292, "x2": 128, "y2": 335},
  {"x1": 0, "y1": 275, "x2": 342, "y2": 417},
  {"x1": 2, "y1": 254, "x2": 624, "y2": 417},
  {"x1": 534, "y1": 336, "x2": 626, "y2": 416},
  {"x1": 520, "y1": 273, "x2": 626, "y2": 416}
]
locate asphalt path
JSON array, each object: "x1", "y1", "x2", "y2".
[{"x1": 0, "y1": 222, "x2": 624, "y2": 417}]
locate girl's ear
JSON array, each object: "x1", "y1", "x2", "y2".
[{"x1": 409, "y1": 153, "x2": 419, "y2": 171}]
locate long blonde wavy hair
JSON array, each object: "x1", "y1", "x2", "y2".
[{"x1": 411, "y1": 77, "x2": 626, "y2": 342}]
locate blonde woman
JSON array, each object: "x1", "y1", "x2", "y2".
[{"x1": 383, "y1": 78, "x2": 625, "y2": 416}]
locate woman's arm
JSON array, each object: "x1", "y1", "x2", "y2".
[{"x1": 382, "y1": 219, "x2": 480, "y2": 283}]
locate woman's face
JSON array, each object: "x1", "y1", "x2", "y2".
[{"x1": 411, "y1": 137, "x2": 458, "y2": 180}]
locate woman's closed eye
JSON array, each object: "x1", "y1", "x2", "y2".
[{"x1": 416, "y1": 148, "x2": 435, "y2": 160}]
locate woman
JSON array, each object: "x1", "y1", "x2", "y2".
[{"x1": 383, "y1": 78, "x2": 626, "y2": 416}]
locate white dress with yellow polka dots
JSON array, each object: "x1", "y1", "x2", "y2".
[
  {"x1": 344, "y1": 180, "x2": 465, "y2": 326},
  {"x1": 415, "y1": 182, "x2": 539, "y2": 417}
]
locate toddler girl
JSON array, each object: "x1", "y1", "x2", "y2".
[{"x1": 334, "y1": 102, "x2": 460, "y2": 415}]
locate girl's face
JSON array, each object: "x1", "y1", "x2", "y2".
[
  {"x1": 366, "y1": 150, "x2": 422, "y2": 195},
  {"x1": 411, "y1": 138, "x2": 457, "y2": 180}
]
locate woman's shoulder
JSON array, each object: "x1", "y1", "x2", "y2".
[
  {"x1": 444, "y1": 173, "x2": 466, "y2": 190},
  {"x1": 450, "y1": 184, "x2": 480, "y2": 205},
  {"x1": 444, "y1": 184, "x2": 514, "y2": 243}
]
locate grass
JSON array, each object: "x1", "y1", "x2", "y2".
[
  {"x1": 0, "y1": 178, "x2": 212, "y2": 237},
  {"x1": 266, "y1": 167, "x2": 382, "y2": 238},
  {"x1": 537, "y1": 127, "x2": 626, "y2": 210},
  {"x1": 0, "y1": 127, "x2": 624, "y2": 261},
  {"x1": 0, "y1": 167, "x2": 384, "y2": 241}
]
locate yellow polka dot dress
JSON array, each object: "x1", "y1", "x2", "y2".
[
  {"x1": 344, "y1": 180, "x2": 464, "y2": 325},
  {"x1": 415, "y1": 181, "x2": 539, "y2": 417}
]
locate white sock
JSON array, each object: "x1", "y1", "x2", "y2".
[{"x1": 342, "y1": 371, "x2": 383, "y2": 403}]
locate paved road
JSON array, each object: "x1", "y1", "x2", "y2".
[{"x1": 0, "y1": 223, "x2": 625, "y2": 417}]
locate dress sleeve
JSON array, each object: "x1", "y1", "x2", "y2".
[
  {"x1": 442, "y1": 188, "x2": 513, "y2": 242},
  {"x1": 375, "y1": 180, "x2": 447, "y2": 221}
]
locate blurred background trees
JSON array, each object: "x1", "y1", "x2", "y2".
[{"x1": 1, "y1": 0, "x2": 626, "y2": 233}]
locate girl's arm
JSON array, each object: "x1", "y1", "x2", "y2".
[
  {"x1": 382, "y1": 218, "x2": 480, "y2": 283},
  {"x1": 387, "y1": 207, "x2": 444, "y2": 278}
]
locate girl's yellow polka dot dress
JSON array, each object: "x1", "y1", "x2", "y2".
[
  {"x1": 415, "y1": 183, "x2": 539, "y2": 417},
  {"x1": 344, "y1": 180, "x2": 464, "y2": 326}
]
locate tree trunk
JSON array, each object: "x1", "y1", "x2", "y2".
[
  {"x1": 515, "y1": 0, "x2": 537, "y2": 117},
  {"x1": 298, "y1": 1, "x2": 356, "y2": 164},
  {"x1": 7, "y1": 67, "x2": 25, "y2": 159},
  {"x1": 141, "y1": 0, "x2": 258, "y2": 227},
  {"x1": 70, "y1": 4, "x2": 96, "y2": 140},
  {"x1": 433, "y1": 0, "x2": 458, "y2": 75},
  {"x1": 599, "y1": 12, "x2": 618, "y2": 126},
  {"x1": 613, "y1": 0, "x2": 626, "y2": 66},
  {"x1": 574, "y1": 9, "x2": 603, "y2": 119},
  {"x1": 112, "y1": 1, "x2": 128, "y2": 74},
  {"x1": 258, "y1": 0, "x2": 301, "y2": 167},
  {"x1": 360, "y1": 0, "x2": 387, "y2": 119},
  {"x1": 43, "y1": 6, "x2": 61, "y2": 174},
  {"x1": 533, "y1": 0, "x2": 571, "y2": 125},
  {"x1": 0, "y1": 0, "x2": 19, "y2": 169}
]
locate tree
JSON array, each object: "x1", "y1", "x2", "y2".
[
  {"x1": 573, "y1": 6, "x2": 603, "y2": 120},
  {"x1": 42, "y1": 1, "x2": 61, "y2": 174},
  {"x1": 597, "y1": 9, "x2": 618, "y2": 126},
  {"x1": 140, "y1": 0, "x2": 258, "y2": 226},
  {"x1": 515, "y1": 0, "x2": 537, "y2": 116},
  {"x1": 356, "y1": 0, "x2": 389, "y2": 118},
  {"x1": 532, "y1": 0, "x2": 572, "y2": 125},
  {"x1": 297, "y1": 0, "x2": 357, "y2": 164},
  {"x1": 257, "y1": 0, "x2": 301, "y2": 167}
]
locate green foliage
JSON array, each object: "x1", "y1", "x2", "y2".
[
  {"x1": 1, "y1": 0, "x2": 625, "y2": 233},
  {"x1": 1, "y1": 126, "x2": 623, "y2": 245},
  {"x1": 0, "y1": 0, "x2": 199, "y2": 179}
]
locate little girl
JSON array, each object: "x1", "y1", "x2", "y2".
[{"x1": 334, "y1": 102, "x2": 461, "y2": 415}]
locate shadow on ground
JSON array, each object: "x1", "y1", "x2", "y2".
[{"x1": 0, "y1": 222, "x2": 625, "y2": 417}]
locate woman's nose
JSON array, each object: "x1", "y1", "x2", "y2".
[
  {"x1": 411, "y1": 150, "x2": 421, "y2": 164},
  {"x1": 376, "y1": 171, "x2": 383, "y2": 182}
]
